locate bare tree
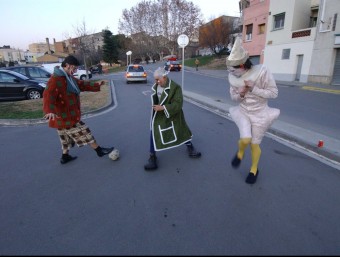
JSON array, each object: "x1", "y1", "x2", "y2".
[
  {"x1": 199, "y1": 16, "x2": 240, "y2": 57},
  {"x1": 72, "y1": 19, "x2": 97, "y2": 78},
  {"x1": 118, "y1": 0, "x2": 203, "y2": 60}
]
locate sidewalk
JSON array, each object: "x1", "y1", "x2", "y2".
[{"x1": 184, "y1": 67, "x2": 340, "y2": 168}]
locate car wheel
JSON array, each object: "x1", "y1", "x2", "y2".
[
  {"x1": 126, "y1": 81, "x2": 130, "y2": 84},
  {"x1": 26, "y1": 89, "x2": 42, "y2": 100},
  {"x1": 80, "y1": 75, "x2": 86, "y2": 80}
]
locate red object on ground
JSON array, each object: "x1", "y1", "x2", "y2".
[{"x1": 318, "y1": 140, "x2": 324, "y2": 147}]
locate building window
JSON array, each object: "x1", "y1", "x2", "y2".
[
  {"x1": 310, "y1": 8, "x2": 318, "y2": 27},
  {"x1": 274, "y1": 13, "x2": 285, "y2": 30},
  {"x1": 245, "y1": 24, "x2": 253, "y2": 41},
  {"x1": 282, "y1": 49, "x2": 290, "y2": 59},
  {"x1": 333, "y1": 13, "x2": 338, "y2": 31},
  {"x1": 258, "y1": 23, "x2": 266, "y2": 34}
]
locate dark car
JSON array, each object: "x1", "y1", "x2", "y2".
[
  {"x1": 0, "y1": 70, "x2": 46, "y2": 101},
  {"x1": 164, "y1": 61, "x2": 182, "y2": 71},
  {"x1": 4, "y1": 65, "x2": 51, "y2": 83}
]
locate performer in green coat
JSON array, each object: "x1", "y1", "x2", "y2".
[{"x1": 144, "y1": 68, "x2": 201, "y2": 171}]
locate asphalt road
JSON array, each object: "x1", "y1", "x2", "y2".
[{"x1": 1, "y1": 71, "x2": 340, "y2": 255}]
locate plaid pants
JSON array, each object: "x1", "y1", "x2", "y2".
[{"x1": 57, "y1": 121, "x2": 96, "y2": 151}]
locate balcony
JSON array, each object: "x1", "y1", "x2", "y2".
[{"x1": 291, "y1": 27, "x2": 316, "y2": 41}]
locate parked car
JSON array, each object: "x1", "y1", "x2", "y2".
[
  {"x1": 42, "y1": 63, "x2": 92, "y2": 80},
  {"x1": 3, "y1": 65, "x2": 51, "y2": 83},
  {"x1": 0, "y1": 70, "x2": 46, "y2": 101},
  {"x1": 75, "y1": 65, "x2": 92, "y2": 80},
  {"x1": 164, "y1": 60, "x2": 182, "y2": 71},
  {"x1": 125, "y1": 64, "x2": 147, "y2": 84},
  {"x1": 90, "y1": 64, "x2": 103, "y2": 74}
]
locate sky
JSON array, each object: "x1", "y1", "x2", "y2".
[{"x1": 1, "y1": 0, "x2": 240, "y2": 50}]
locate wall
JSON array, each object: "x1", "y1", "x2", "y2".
[
  {"x1": 264, "y1": 0, "x2": 316, "y2": 83},
  {"x1": 242, "y1": 0, "x2": 270, "y2": 63},
  {"x1": 309, "y1": 0, "x2": 340, "y2": 84}
]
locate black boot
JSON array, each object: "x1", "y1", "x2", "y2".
[
  {"x1": 60, "y1": 154, "x2": 77, "y2": 164},
  {"x1": 96, "y1": 146, "x2": 114, "y2": 157},
  {"x1": 231, "y1": 153, "x2": 241, "y2": 168},
  {"x1": 187, "y1": 144, "x2": 201, "y2": 158},
  {"x1": 245, "y1": 169, "x2": 259, "y2": 184},
  {"x1": 144, "y1": 154, "x2": 158, "y2": 171}
]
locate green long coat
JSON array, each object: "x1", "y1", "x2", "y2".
[{"x1": 150, "y1": 78, "x2": 193, "y2": 151}]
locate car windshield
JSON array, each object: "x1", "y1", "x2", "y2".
[{"x1": 128, "y1": 66, "x2": 144, "y2": 72}]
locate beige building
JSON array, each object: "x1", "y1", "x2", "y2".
[{"x1": 263, "y1": 0, "x2": 340, "y2": 85}]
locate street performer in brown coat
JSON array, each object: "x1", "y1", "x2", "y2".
[{"x1": 43, "y1": 55, "x2": 116, "y2": 164}]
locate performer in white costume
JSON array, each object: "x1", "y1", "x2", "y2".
[{"x1": 226, "y1": 37, "x2": 280, "y2": 184}]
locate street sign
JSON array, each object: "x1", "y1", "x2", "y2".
[
  {"x1": 177, "y1": 34, "x2": 189, "y2": 48},
  {"x1": 126, "y1": 51, "x2": 132, "y2": 66}
]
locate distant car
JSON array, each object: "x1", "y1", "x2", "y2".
[
  {"x1": 164, "y1": 61, "x2": 182, "y2": 71},
  {"x1": 75, "y1": 65, "x2": 92, "y2": 80},
  {"x1": 125, "y1": 64, "x2": 147, "y2": 84},
  {"x1": 4, "y1": 65, "x2": 51, "y2": 83},
  {"x1": 42, "y1": 63, "x2": 92, "y2": 80},
  {"x1": 0, "y1": 70, "x2": 46, "y2": 101}
]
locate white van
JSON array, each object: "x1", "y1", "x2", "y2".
[{"x1": 42, "y1": 63, "x2": 92, "y2": 80}]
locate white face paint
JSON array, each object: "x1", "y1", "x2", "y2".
[
  {"x1": 228, "y1": 67, "x2": 247, "y2": 78},
  {"x1": 65, "y1": 64, "x2": 78, "y2": 76}
]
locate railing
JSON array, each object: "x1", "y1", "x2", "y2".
[
  {"x1": 291, "y1": 27, "x2": 316, "y2": 41},
  {"x1": 292, "y1": 29, "x2": 311, "y2": 38}
]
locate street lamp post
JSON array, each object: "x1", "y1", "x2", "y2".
[
  {"x1": 177, "y1": 34, "x2": 189, "y2": 92},
  {"x1": 126, "y1": 51, "x2": 132, "y2": 66}
]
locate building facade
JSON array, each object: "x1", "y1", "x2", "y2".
[
  {"x1": 242, "y1": 0, "x2": 270, "y2": 64},
  {"x1": 262, "y1": 0, "x2": 339, "y2": 85},
  {"x1": 309, "y1": 0, "x2": 340, "y2": 85}
]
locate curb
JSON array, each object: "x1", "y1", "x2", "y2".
[{"x1": 183, "y1": 91, "x2": 340, "y2": 169}]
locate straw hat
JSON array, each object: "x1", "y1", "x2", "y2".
[{"x1": 226, "y1": 37, "x2": 249, "y2": 66}]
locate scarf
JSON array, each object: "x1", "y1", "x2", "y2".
[{"x1": 53, "y1": 66, "x2": 81, "y2": 95}]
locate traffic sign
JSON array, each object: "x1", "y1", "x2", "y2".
[{"x1": 177, "y1": 34, "x2": 189, "y2": 48}]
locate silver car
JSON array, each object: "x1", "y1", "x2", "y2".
[
  {"x1": 125, "y1": 64, "x2": 147, "y2": 84},
  {"x1": 4, "y1": 65, "x2": 51, "y2": 83}
]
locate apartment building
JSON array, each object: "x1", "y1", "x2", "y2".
[
  {"x1": 0, "y1": 46, "x2": 25, "y2": 64},
  {"x1": 242, "y1": 0, "x2": 270, "y2": 64},
  {"x1": 310, "y1": 0, "x2": 340, "y2": 85},
  {"x1": 263, "y1": 0, "x2": 339, "y2": 85}
]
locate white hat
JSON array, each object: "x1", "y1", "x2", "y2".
[{"x1": 226, "y1": 37, "x2": 249, "y2": 66}]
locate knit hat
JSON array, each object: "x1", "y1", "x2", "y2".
[
  {"x1": 226, "y1": 37, "x2": 249, "y2": 66},
  {"x1": 62, "y1": 55, "x2": 80, "y2": 67}
]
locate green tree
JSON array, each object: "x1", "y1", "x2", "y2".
[{"x1": 102, "y1": 29, "x2": 116, "y2": 66}]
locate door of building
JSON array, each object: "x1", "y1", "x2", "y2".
[
  {"x1": 295, "y1": 55, "x2": 303, "y2": 81},
  {"x1": 332, "y1": 49, "x2": 340, "y2": 85}
]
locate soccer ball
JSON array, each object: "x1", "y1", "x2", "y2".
[{"x1": 108, "y1": 149, "x2": 120, "y2": 161}]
